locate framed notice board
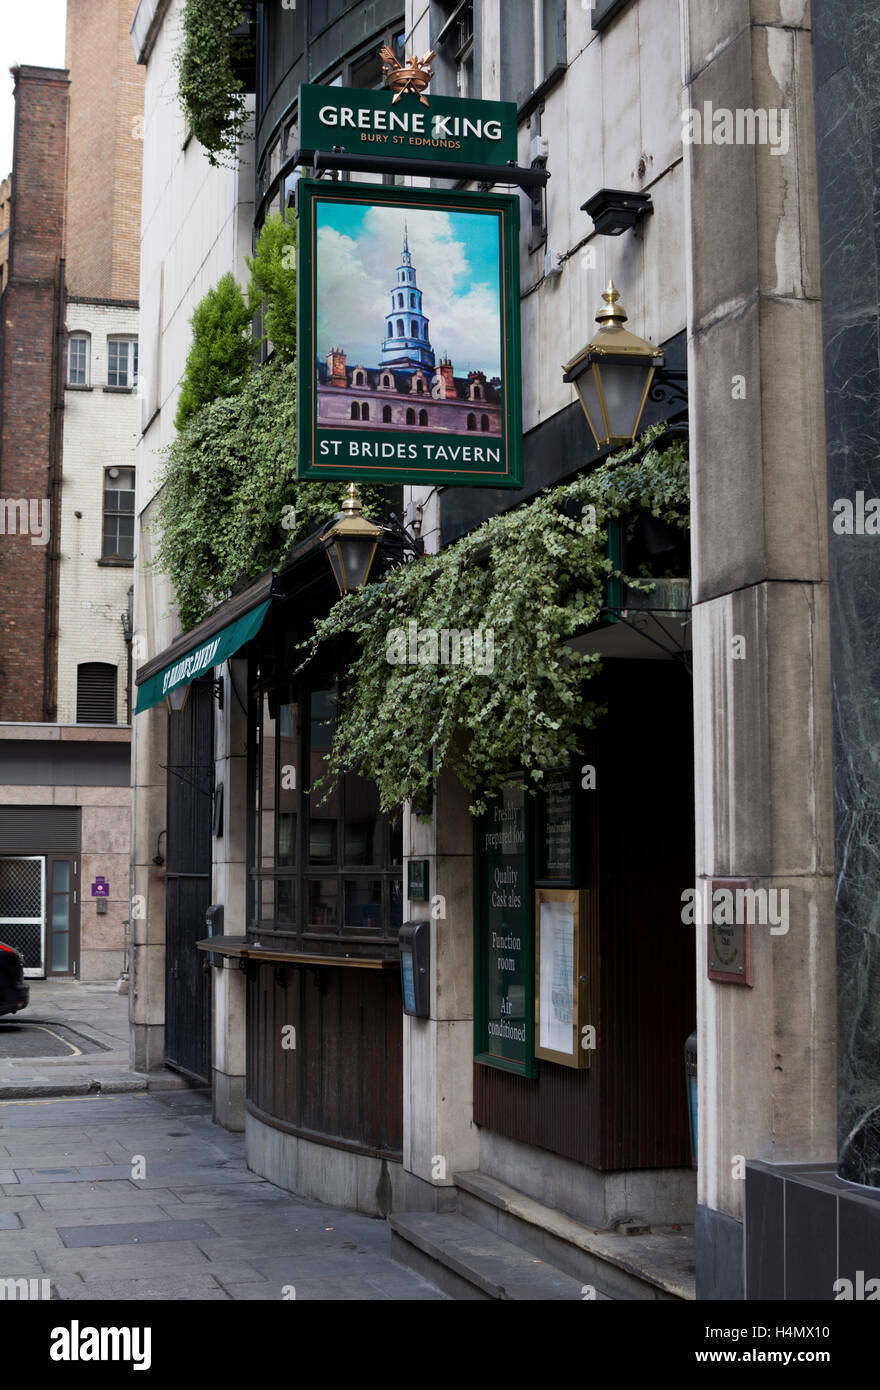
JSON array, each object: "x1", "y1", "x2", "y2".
[
  {"x1": 535, "y1": 766, "x2": 576, "y2": 886},
  {"x1": 474, "y1": 780, "x2": 537, "y2": 1077}
]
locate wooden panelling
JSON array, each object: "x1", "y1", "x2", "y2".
[{"x1": 246, "y1": 960, "x2": 403, "y2": 1158}]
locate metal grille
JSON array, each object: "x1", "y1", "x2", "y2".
[
  {"x1": 0, "y1": 858, "x2": 41, "y2": 918},
  {"x1": 0, "y1": 857, "x2": 43, "y2": 970},
  {"x1": 76, "y1": 662, "x2": 118, "y2": 724},
  {"x1": 2, "y1": 921, "x2": 41, "y2": 969}
]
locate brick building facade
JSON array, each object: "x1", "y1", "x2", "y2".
[{"x1": 0, "y1": 2, "x2": 143, "y2": 983}]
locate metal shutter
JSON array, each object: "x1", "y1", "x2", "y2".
[{"x1": 0, "y1": 807, "x2": 80, "y2": 852}]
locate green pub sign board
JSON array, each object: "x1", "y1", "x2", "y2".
[
  {"x1": 299, "y1": 83, "x2": 518, "y2": 167},
  {"x1": 474, "y1": 782, "x2": 537, "y2": 1077},
  {"x1": 297, "y1": 177, "x2": 523, "y2": 488}
]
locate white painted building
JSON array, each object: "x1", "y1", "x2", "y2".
[{"x1": 59, "y1": 300, "x2": 139, "y2": 727}]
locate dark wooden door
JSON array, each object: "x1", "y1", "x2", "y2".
[{"x1": 165, "y1": 678, "x2": 214, "y2": 1082}]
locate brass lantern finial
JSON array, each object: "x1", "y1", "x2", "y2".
[{"x1": 595, "y1": 281, "x2": 628, "y2": 327}]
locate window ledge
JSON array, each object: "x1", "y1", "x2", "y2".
[
  {"x1": 103, "y1": 385, "x2": 137, "y2": 394},
  {"x1": 517, "y1": 63, "x2": 568, "y2": 125},
  {"x1": 65, "y1": 383, "x2": 93, "y2": 392},
  {"x1": 98, "y1": 557, "x2": 135, "y2": 568}
]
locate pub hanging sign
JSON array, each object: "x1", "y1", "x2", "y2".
[
  {"x1": 297, "y1": 178, "x2": 523, "y2": 487},
  {"x1": 299, "y1": 81, "x2": 519, "y2": 167},
  {"x1": 296, "y1": 57, "x2": 523, "y2": 490}
]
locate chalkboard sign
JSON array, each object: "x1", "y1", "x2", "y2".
[
  {"x1": 537, "y1": 769, "x2": 574, "y2": 884},
  {"x1": 474, "y1": 781, "x2": 536, "y2": 1077}
]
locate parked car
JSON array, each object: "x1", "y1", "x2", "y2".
[{"x1": 0, "y1": 942, "x2": 29, "y2": 1017}]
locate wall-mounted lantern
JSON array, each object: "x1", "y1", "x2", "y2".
[
  {"x1": 562, "y1": 281, "x2": 664, "y2": 449},
  {"x1": 321, "y1": 483, "x2": 384, "y2": 596}
]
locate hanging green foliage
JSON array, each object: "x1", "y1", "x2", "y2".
[
  {"x1": 174, "y1": 272, "x2": 253, "y2": 433},
  {"x1": 153, "y1": 359, "x2": 387, "y2": 631},
  {"x1": 176, "y1": 0, "x2": 250, "y2": 166},
  {"x1": 297, "y1": 425, "x2": 690, "y2": 816},
  {"x1": 247, "y1": 213, "x2": 297, "y2": 361}
]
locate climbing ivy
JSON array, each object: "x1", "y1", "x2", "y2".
[
  {"x1": 152, "y1": 359, "x2": 387, "y2": 631},
  {"x1": 297, "y1": 425, "x2": 690, "y2": 815},
  {"x1": 176, "y1": 0, "x2": 250, "y2": 166}
]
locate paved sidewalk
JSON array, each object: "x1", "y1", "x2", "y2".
[
  {"x1": 0, "y1": 980, "x2": 188, "y2": 1099},
  {"x1": 0, "y1": 1088, "x2": 447, "y2": 1300}
]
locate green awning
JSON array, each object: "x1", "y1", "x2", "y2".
[{"x1": 135, "y1": 599, "x2": 272, "y2": 715}]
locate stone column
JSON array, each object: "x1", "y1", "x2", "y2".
[
  {"x1": 210, "y1": 657, "x2": 249, "y2": 1130},
  {"x1": 683, "y1": 0, "x2": 837, "y2": 1297},
  {"x1": 403, "y1": 763, "x2": 481, "y2": 1200},
  {"x1": 130, "y1": 698, "x2": 168, "y2": 1072}
]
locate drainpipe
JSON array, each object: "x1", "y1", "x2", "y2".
[{"x1": 44, "y1": 255, "x2": 65, "y2": 723}]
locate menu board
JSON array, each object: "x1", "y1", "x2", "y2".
[
  {"x1": 475, "y1": 781, "x2": 536, "y2": 1077},
  {"x1": 538, "y1": 770, "x2": 573, "y2": 883}
]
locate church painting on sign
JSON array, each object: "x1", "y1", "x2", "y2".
[{"x1": 316, "y1": 202, "x2": 503, "y2": 437}]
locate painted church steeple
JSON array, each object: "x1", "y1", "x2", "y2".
[{"x1": 381, "y1": 226, "x2": 436, "y2": 374}]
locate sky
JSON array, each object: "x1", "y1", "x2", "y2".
[
  {"x1": 0, "y1": 1, "x2": 68, "y2": 176},
  {"x1": 316, "y1": 201, "x2": 503, "y2": 380}
]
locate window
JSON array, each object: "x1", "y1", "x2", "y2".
[
  {"x1": 249, "y1": 675, "x2": 402, "y2": 941},
  {"x1": 381, "y1": 373, "x2": 393, "y2": 389},
  {"x1": 397, "y1": 319, "x2": 405, "y2": 337},
  {"x1": 499, "y1": 0, "x2": 567, "y2": 108},
  {"x1": 415, "y1": 378, "x2": 424, "y2": 393},
  {"x1": 102, "y1": 467, "x2": 135, "y2": 560},
  {"x1": 468, "y1": 413, "x2": 477, "y2": 431},
  {"x1": 591, "y1": 0, "x2": 634, "y2": 32},
  {"x1": 107, "y1": 337, "x2": 138, "y2": 388},
  {"x1": 481, "y1": 414, "x2": 490, "y2": 431},
  {"x1": 77, "y1": 663, "x2": 117, "y2": 724},
  {"x1": 361, "y1": 402, "x2": 370, "y2": 421},
  {"x1": 67, "y1": 334, "x2": 89, "y2": 386},
  {"x1": 351, "y1": 403, "x2": 360, "y2": 420},
  {"x1": 383, "y1": 405, "x2": 392, "y2": 423},
  {"x1": 354, "y1": 369, "x2": 366, "y2": 385},
  {"x1": 435, "y1": 1, "x2": 476, "y2": 98},
  {"x1": 473, "y1": 385, "x2": 482, "y2": 400},
  {"x1": 419, "y1": 409, "x2": 429, "y2": 427},
  {"x1": 406, "y1": 408, "x2": 416, "y2": 425}
]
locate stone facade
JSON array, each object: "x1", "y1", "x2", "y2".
[{"x1": 0, "y1": 3, "x2": 143, "y2": 984}]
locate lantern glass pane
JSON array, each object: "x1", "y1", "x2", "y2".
[
  {"x1": 339, "y1": 538, "x2": 377, "y2": 591},
  {"x1": 327, "y1": 543, "x2": 346, "y2": 595},
  {"x1": 574, "y1": 367, "x2": 605, "y2": 446},
  {"x1": 597, "y1": 361, "x2": 653, "y2": 441}
]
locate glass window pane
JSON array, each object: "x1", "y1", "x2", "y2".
[
  {"x1": 276, "y1": 879, "x2": 295, "y2": 925},
  {"x1": 259, "y1": 878, "x2": 275, "y2": 920},
  {"x1": 308, "y1": 879, "x2": 338, "y2": 929},
  {"x1": 51, "y1": 861, "x2": 70, "y2": 893},
  {"x1": 308, "y1": 819, "x2": 337, "y2": 865},
  {"x1": 50, "y1": 893, "x2": 69, "y2": 931},
  {"x1": 344, "y1": 774, "x2": 380, "y2": 865},
  {"x1": 389, "y1": 817, "x2": 403, "y2": 867},
  {"x1": 277, "y1": 701, "x2": 298, "y2": 867},
  {"x1": 51, "y1": 931, "x2": 69, "y2": 972},
  {"x1": 390, "y1": 877, "x2": 403, "y2": 932},
  {"x1": 345, "y1": 880, "x2": 383, "y2": 932},
  {"x1": 260, "y1": 691, "x2": 276, "y2": 866}
]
